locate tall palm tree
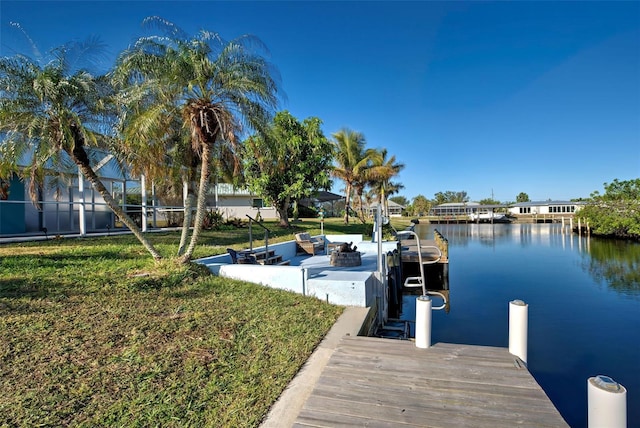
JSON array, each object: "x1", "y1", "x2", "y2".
[
  {"x1": 331, "y1": 129, "x2": 371, "y2": 224},
  {"x1": 112, "y1": 17, "x2": 279, "y2": 263},
  {"x1": 367, "y1": 148, "x2": 405, "y2": 217},
  {"x1": 0, "y1": 33, "x2": 162, "y2": 260}
]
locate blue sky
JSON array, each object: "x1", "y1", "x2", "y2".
[{"x1": 1, "y1": 1, "x2": 639, "y2": 203}]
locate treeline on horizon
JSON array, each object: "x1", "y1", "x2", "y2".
[{"x1": 389, "y1": 179, "x2": 639, "y2": 240}]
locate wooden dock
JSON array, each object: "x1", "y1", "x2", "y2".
[{"x1": 294, "y1": 336, "x2": 568, "y2": 427}]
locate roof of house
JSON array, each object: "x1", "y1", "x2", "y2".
[
  {"x1": 369, "y1": 200, "x2": 405, "y2": 209},
  {"x1": 436, "y1": 202, "x2": 480, "y2": 207},
  {"x1": 310, "y1": 191, "x2": 344, "y2": 202}
]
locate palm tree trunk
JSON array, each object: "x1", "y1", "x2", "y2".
[
  {"x1": 357, "y1": 189, "x2": 366, "y2": 222},
  {"x1": 344, "y1": 183, "x2": 352, "y2": 224},
  {"x1": 381, "y1": 187, "x2": 386, "y2": 217},
  {"x1": 180, "y1": 143, "x2": 211, "y2": 264},
  {"x1": 67, "y1": 146, "x2": 163, "y2": 261},
  {"x1": 177, "y1": 189, "x2": 195, "y2": 256}
]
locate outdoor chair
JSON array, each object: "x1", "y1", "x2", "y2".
[
  {"x1": 295, "y1": 233, "x2": 325, "y2": 255},
  {"x1": 226, "y1": 248, "x2": 257, "y2": 264}
]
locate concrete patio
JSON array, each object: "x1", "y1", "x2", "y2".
[{"x1": 195, "y1": 234, "x2": 399, "y2": 307}]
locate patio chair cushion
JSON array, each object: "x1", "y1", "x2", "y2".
[
  {"x1": 295, "y1": 233, "x2": 311, "y2": 241},
  {"x1": 295, "y1": 233, "x2": 324, "y2": 255}
]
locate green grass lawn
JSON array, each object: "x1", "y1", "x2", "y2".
[{"x1": 0, "y1": 218, "x2": 393, "y2": 427}]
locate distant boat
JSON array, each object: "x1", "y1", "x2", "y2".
[{"x1": 469, "y1": 212, "x2": 508, "y2": 222}]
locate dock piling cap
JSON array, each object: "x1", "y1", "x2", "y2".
[
  {"x1": 589, "y1": 375, "x2": 626, "y2": 393},
  {"x1": 511, "y1": 299, "x2": 527, "y2": 306}
]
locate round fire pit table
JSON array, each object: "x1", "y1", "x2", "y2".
[{"x1": 330, "y1": 251, "x2": 362, "y2": 267}]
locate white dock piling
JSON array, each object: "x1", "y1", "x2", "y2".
[
  {"x1": 415, "y1": 295, "x2": 432, "y2": 349},
  {"x1": 509, "y1": 300, "x2": 528, "y2": 364},
  {"x1": 588, "y1": 375, "x2": 627, "y2": 428}
]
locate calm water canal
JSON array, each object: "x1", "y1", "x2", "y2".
[{"x1": 403, "y1": 223, "x2": 640, "y2": 427}]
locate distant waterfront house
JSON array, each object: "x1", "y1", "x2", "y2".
[
  {"x1": 427, "y1": 200, "x2": 584, "y2": 222},
  {"x1": 430, "y1": 202, "x2": 481, "y2": 218},
  {"x1": 508, "y1": 201, "x2": 584, "y2": 216},
  {"x1": 367, "y1": 200, "x2": 405, "y2": 217}
]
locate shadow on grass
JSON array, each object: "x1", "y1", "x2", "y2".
[
  {"x1": 0, "y1": 265, "x2": 202, "y2": 302},
  {"x1": 31, "y1": 249, "x2": 144, "y2": 262},
  {"x1": 0, "y1": 277, "x2": 84, "y2": 315}
]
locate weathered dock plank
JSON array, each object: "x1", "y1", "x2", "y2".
[{"x1": 294, "y1": 336, "x2": 568, "y2": 428}]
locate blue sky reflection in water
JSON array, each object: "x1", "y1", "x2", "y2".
[{"x1": 403, "y1": 223, "x2": 640, "y2": 428}]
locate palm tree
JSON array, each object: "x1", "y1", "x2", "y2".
[
  {"x1": 0, "y1": 33, "x2": 162, "y2": 260},
  {"x1": 367, "y1": 148, "x2": 405, "y2": 217},
  {"x1": 331, "y1": 129, "x2": 371, "y2": 224},
  {"x1": 381, "y1": 180, "x2": 405, "y2": 215},
  {"x1": 114, "y1": 87, "x2": 197, "y2": 256},
  {"x1": 112, "y1": 17, "x2": 279, "y2": 263}
]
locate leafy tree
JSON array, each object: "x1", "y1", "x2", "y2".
[
  {"x1": 113, "y1": 17, "x2": 279, "y2": 262},
  {"x1": 516, "y1": 192, "x2": 530, "y2": 202},
  {"x1": 331, "y1": 129, "x2": 370, "y2": 224},
  {"x1": 243, "y1": 111, "x2": 333, "y2": 227},
  {"x1": 411, "y1": 194, "x2": 432, "y2": 216},
  {"x1": 433, "y1": 190, "x2": 469, "y2": 205},
  {"x1": 479, "y1": 198, "x2": 501, "y2": 205},
  {"x1": 578, "y1": 178, "x2": 640, "y2": 239},
  {"x1": 598, "y1": 178, "x2": 640, "y2": 201},
  {"x1": 0, "y1": 27, "x2": 162, "y2": 259}
]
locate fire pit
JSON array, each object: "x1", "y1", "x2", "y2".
[{"x1": 329, "y1": 242, "x2": 361, "y2": 267}]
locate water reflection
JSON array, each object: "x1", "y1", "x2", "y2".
[
  {"x1": 582, "y1": 238, "x2": 640, "y2": 298},
  {"x1": 417, "y1": 223, "x2": 639, "y2": 298}
]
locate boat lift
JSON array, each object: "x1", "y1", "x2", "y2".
[
  {"x1": 376, "y1": 224, "x2": 448, "y2": 340},
  {"x1": 396, "y1": 229, "x2": 447, "y2": 308},
  {"x1": 395, "y1": 229, "x2": 448, "y2": 347}
]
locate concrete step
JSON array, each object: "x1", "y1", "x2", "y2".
[
  {"x1": 253, "y1": 249, "x2": 275, "y2": 260},
  {"x1": 258, "y1": 255, "x2": 283, "y2": 265}
]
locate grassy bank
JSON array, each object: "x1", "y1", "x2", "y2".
[{"x1": 0, "y1": 219, "x2": 379, "y2": 426}]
